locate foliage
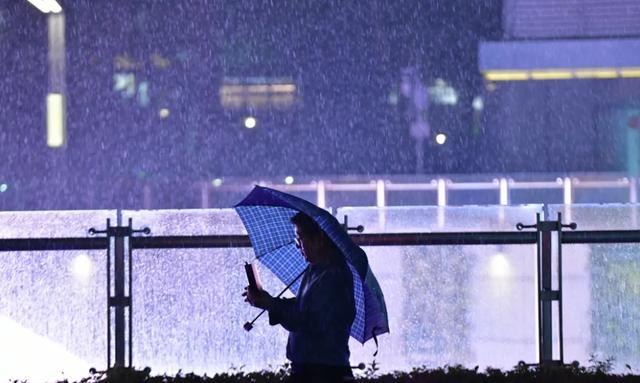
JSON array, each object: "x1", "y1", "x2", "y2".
[{"x1": 48, "y1": 360, "x2": 640, "y2": 383}]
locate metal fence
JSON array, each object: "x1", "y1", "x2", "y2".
[{"x1": 1, "y1": 205, "x2": 639, "y2": 380}]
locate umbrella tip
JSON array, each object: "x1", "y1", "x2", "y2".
[{"x1": 243, "y1": 322, "x2": 254, "y2": 331}]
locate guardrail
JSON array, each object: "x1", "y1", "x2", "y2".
[{"x1": 2, "y1": 210, "x2": 640, "y2": 370}]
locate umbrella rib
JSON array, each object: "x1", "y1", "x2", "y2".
[{"x1": 255, "y1": 239, "x2": 297, "y2": 260}]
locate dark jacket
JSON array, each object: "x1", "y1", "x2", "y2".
[{"x1": 268, "y1": 257, "x2": 356, "y2": 367}]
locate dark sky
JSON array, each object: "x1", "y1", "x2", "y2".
[{"x1": 1, "y1": 0, "x2": 505, "y2": 208}]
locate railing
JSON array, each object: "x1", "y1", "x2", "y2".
[
  {"x1": 1, "y1": 205, "x2": 640, "y2": 380},
  {"x1": 200, "y1": 174, "x2": 638, "y2": 209}
]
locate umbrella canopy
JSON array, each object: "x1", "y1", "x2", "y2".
[{"x1": 234, "y1": 185, "x2": 389, "y2": 344}]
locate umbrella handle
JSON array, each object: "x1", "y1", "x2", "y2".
[{"x1": 244, "y1": 267, "x2": 307, "y2": 332}]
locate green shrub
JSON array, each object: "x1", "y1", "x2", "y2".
[{"x1": 56, "y1": 361, "x2": 640, "y2": 383}]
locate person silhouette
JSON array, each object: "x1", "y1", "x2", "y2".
[{"x1": 244, "y1": 212, "x2": 356, "y2": 382}]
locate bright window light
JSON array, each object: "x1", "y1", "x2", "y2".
[
  {"x1": 435, "y1": 133, "x2": 447, "y2": 145},
  {"x1": 0, "y1": 184, "x2": 7, "y2": 193},
  {"x1": 46, "y1": 93, "x2": 65, "y2": 148},
  {"x1": 284, "y1": 176, "x2": 294, "y2": 185},
  {"x1": 26, "y1": 0, "x2": 62, "y2": 13},
  {"x1": 270, "y1": 84, "x2": 296, "y2": 93}
]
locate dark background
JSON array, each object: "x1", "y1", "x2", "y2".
[{"x1": 2, "y1": 0, "x2": 635, "y2": 209}]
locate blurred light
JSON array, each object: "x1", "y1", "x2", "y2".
[
  {"x1": 0, "y1": 316, "x2": 91, "y2": 382},
  {"x1": 221, "y1": 83, "x2": 296, "y2": 95},
  {"x1": 212, "y1": 178, "x2": 223, "y2": 187},
  {"x1": 530, "y1": 70, "x2": 573, "y2": 80},
  {"x1": 46, "y1": 93, "x2": 64, "y2": 148},
  {"x1": 428, "y1": 80, "x2": 458, "y2": 105},
  {"x1": 574, "y1": 69, "x2": 617, "y2": 79},
  {"x1": 244, "y1": 116, "x2": 257, "y2": 129},
  {"x1": 435, "y1": 133, "x2": 447, "y2": 145},
  {"x1": 71, "y1": 254, "x2": 93, "y2": 281},
  {"x1": 484, "y1": 67, "x2": 640, "y2": 81},
  {"x1": 489, "y1": 253, "x2": 511, "y2": 278},
  {"x1": 158, "y1": 108, "x2": 170, "y2": 119},
  {"x1": 270, "y1": 84, "x2": 296, "y2": 93},
  {"x1": 284, "y1": 176, "x2": 294, "y2": 185},
  {"x1": 137, "y1": 81, "x2": 150, "y2": 106},
  {"x1": 247, "y1": 85, "x2": 269, "y2": 93},
  {"x1": 113, "y1": 73, "x2": 136, "y2": 98},
  {"x1": 26, "y1": 0, "x2": 62, "y2": 13},
  {"x1": 620, "y1": 68, "x2": 640, "y2": 78},
  {"x1": 472, "y1": 96, "x2": 484, "y2": 111},
  {"x1": 151, "y1": 53, "x2": 170, "y2": 69},
  {"x1": 0, "y1": 184, "x2": 7, "y2": 193},
  {"x1": 219, "y1": 79, "x2": 297, "y2": 109},
  {"x1": 388, "y1": 92, "x2": 399, "y2": 105},
  {"x1": 485, "y1": 71, "x2": 529, "y2": 81}
]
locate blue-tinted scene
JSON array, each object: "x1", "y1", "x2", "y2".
[{"x1": 1, "y1": 0, "x2": 640, "y2": 381}]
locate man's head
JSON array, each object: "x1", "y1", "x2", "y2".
[{"x1": 291, "y1": 212, "x2": 335, "y2": 265}]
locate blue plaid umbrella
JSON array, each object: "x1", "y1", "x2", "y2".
[{"x1": 234, "y1": 185, "x2": 389, "y2": 344}]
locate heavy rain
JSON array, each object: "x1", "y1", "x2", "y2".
[{"x1": 1, "y1": 0, "x2": 640, "y2": 382}]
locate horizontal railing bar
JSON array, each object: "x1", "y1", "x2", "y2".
[
  {"x1": 562, "y1": 230, "x2": 640, "y2": 243},
  {"x1": 3, "y1": 230, "x2": 640, "y2": 251},
  {"x1": 131, "y1": 235, "x2": 252, "y2": 249},
  {"x1": 0, "y1": 237, "x2": 108, "y2": 251},
  {"x1": 131, "y1": 232, "x2": 539, "y2": 248},
  {"x1": 351, "y1": 232, "x2": 538, "y2": 246}
]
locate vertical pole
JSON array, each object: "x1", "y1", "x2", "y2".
[
  {"x1": 128, "y1": 218, "x2": 133, "y2": 367},
  {"x1": 106, "y1": 219, "x2": 111, "y2": 368},
  {"x1": 376, "y1": 179, "x2": 386, "y2": 208},
  {"x1": 540, "y1": 229, "x2": 553, "y2": 363},
  {"x1": 535, "y1": 213, "x2": 543, "y2": 363},
  {"x1": 557, "y1": 213, "x2": 565, "y2": 364},
  {"x1": 201, "y1": 181, "x2": 209, "y2": 209},
  {"x1": 316, "y1": 180, "x2": 326, "y2": 208},
  {"x1": 103, "y1": 216, "x2": 137, "y2": 370},
  {"x1": 114, "y1": 227, "x2": 125, "y2": 366}
]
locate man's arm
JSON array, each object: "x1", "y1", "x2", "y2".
[{"x1": 268, "y1": 297, "x2": 298, "y2": 328}]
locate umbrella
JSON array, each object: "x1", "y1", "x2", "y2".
[{"x1": 234, "y1": 185, "x2": 389, "y2": 344}]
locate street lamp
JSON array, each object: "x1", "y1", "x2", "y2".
[{"x1": 26, "y1": 0, "x2": 62, "y2": 13}]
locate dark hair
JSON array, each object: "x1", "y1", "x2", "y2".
[
  {"x1": 290, "y1": 212, "x2": 322, "y2": 238},
  {"x1": 291, "y1": 212, "x2": 342, "y2": 260}
]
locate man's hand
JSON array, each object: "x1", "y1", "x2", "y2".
[{"x1": 243, "y1": 286, "x2": 274, "y2": 310}]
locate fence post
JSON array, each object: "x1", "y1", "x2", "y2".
[
  {"x1": 518, "y1": 212, "x2": 576, "y2": 366},
  {"x1": 90, "y1": 217, "x2": 150, "y2": 369}
]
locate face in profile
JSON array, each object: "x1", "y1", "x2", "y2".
[{"x1": 294, "y1": 224, "x2": 322, "y2": 264}]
